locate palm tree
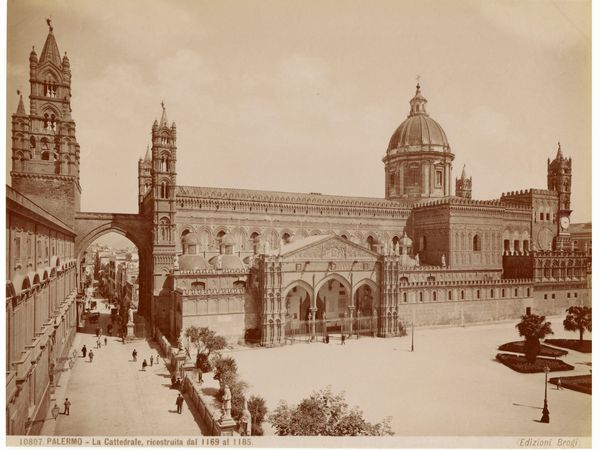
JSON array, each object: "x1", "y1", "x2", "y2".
[
  {"x1": 516, "y1": 314, "x2": 553, "y2": 364},
  {"x1": 563, "y1": 306, "x2": 592, "y2": 343}
]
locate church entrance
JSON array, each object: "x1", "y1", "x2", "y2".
[{"x1": 316, "y1": 278, "x2": 349, "y2": 335}]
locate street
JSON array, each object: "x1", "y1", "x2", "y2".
[{"x1": 42, "y1": 297, "x2": 205, "y2": 436}]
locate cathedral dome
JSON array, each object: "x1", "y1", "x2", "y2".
[
  {"x1": 387, "y1": 84, "x2": 450, "y2": 151},
  {"x1": 179, "y1": 254, "x2": 211, "y2": 271},
  {"x1": 209, "y1": 255, "x2": 246, "y2": 270},
  {"x1": 182, "y1": 232, "x2": 201, "y2": 245}
]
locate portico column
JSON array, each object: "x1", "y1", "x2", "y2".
[{"x1": 309, "y1": 307, "x2": 317, "y2": 340}]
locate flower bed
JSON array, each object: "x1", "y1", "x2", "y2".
[
  {"x1": 495, "y1": 353, "x2": 574, "y2": 373},
  {"x1": 498, "y1": 341, "x2": 567, "y2": 357},
  {"x1": 543, "y1": 339, "x2": 592, "y2": 354},
  {"x1": 549, "y1": 375, "x2": 592, "y2": 395}
]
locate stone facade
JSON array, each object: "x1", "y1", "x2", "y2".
[
  {"x1": 6, "y1": 186, "x2": 79, "y2": 435},
  {"x1": 7, "y1": 23, "x2": 592, "y2": 376}
]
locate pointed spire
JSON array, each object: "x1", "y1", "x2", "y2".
[
  {"x1": 29, "y1": 45, "x2": 38, "y2": 63},
  {"x1": 40, "y1": 18, "x2": 61, "y2": 65},
  {"x1": 556, "y1": 141, "x2": 563, "y2": 160},
  {"x1": 16, "y1": 90, "x2": 26, "y2": 116},
  {"x1": 460, "y1": 164, "x2": 467, "y2": 180},
  {"x1": 160, "y1": 101, "x2": 168, "y2": 126},
  {"x1": 144, "y1": 145, "x2": 151, "y2": 161}
]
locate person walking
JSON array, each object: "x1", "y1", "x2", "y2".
[
  {"x1": 96, "y1": 338, "x2": 101, "y2": 349},
  {"x1": 89, "y1": 350, "x2": 94, "y2": 362},
  {"x1": 142, "y1": 359, "x2": 148, "y2": 371},
  {"x1": 176, "y1": 393, "x2": 184, "y2": 414},
  {"x1": 63, "y1": 398, "x2": 71, "y2": 416},
  {"x1": 132, "y1": 349, "x2": 137, "y2": 362},
  {"x1": 150, "y1": 355, "x2": 154, "y2": 367},
  {"x1": 81, "y1": 345, "x2": 87, "y2": 358},
  {"x1": 104, "y1": 337, "x2": 107, "y2": 346},
  {"x1": 95, "y1": 327, "x2": 100, "y2": 337},
  {"x1": 341, "y1": 334, "x2": 346, "y2": 345},
  {"x1": 557, "y1": 378, "x2": 563, "y2": 390}
]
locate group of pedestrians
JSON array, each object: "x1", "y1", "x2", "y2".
[{"x1": 133, "y1": 349, "x2": 160, "y2": 371}]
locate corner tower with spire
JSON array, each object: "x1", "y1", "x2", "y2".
[
  {"x1": 455, "y1": 165, "x2": 472, "y2": 199},
  {"x1": 547, "y1": 142, "x2": 572, "y2": 248},
  {"x1": 10, "y1": 19, "x2": 81, "y2": 227},
  {"x1": 383, "y1": 83, "x2": 455, "y2": 202}
]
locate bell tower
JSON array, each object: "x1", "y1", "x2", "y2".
[
  {"x1": 547, "y1": 142, "x2": 572, "y2": 249},
  {"x1": 10, "y1": 19, "x2": 81, "y2": 227},
  {"x1": 455, "y1": 165, "x2": 472, "y2": 199},
  {"x1": 148, "y1": 103, "x2": 178, "y2": 319}
]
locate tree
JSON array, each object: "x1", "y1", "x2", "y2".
[
  {"x1": 268, "y1": 387, "x2": 394, "y2": 436},
  {"x1": 563, "y1": 306, "x2": 592, "y2": 342},
  {"x1": 247, "y1": 395, "x2": 267, "y2": 436},
  {"x1": 184, "y1": 326, "x2": 227, "y2": 371},
  {"x1": 94, "y1": 251, "x2": 101, "y2": 280},
  {"x1": 516, "y1": 314, "x2": 553, "y2": 364},
  {"x1": 213, "y1": 356, "x2": 238, "y2": 387}
]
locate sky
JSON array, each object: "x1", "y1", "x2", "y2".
[{"x1": 5, "y1": 0, "x2": 592, "y2": 222}]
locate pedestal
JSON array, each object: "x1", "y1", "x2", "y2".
[
  {"x1": 126, "y1": 321, "x2": 135, "y2": 338},
  {"x1": 219, "y1": 417, "x2": 238, "y2": 436}
]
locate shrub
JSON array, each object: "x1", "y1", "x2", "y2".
[
  {"x1": 496, "y1": 353, "x2": 574, "y2": 373},
  {"x1": 268, "y1": 387, "x2": 394, "y2": 436},
  {"x1": 196, "y1": 353, "x2": 212, "y2": 372},
  {"x1": 248, "y1": 395, "x2": 267, "y2": 436}
]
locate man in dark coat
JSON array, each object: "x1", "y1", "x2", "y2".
[
  {"x1": 81, "y1": 345, "x2": 87, "y2": 358},
  {"x1": 176, "y1": 393, "x2": 184, "y2": 414}
]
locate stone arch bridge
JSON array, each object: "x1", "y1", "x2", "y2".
[{"x1": 74, "y1": 212, "x2": 153, "y2": 316}]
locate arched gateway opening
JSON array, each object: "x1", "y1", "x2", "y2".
[
  {"x1": 78, "y1": 232, "x2": 145, "y2": 337},
  {"x1": 74, "y1": 212, "x2": 152, "y2": 334}
]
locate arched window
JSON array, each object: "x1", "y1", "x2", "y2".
[
  {"x1": 403, "y1": 292, "x2": 407, "y2": 302},
  {"x1": 433, "y1": 291, "x2": 437, "y2": 301},
  {"x1": 461, "y1": 290, "x2": 465, "y2": 300},
  {"x1": 250, "y1": 232, "x2": 260, "y2": 254},
  {"x1": 159, "y1": 217, "x2": 170, "y2": 241},
  {"x1": 41, "y1": 151, "x2": 50, "y2": 161},
  {"x1": 476, "y1": 290, "x2": 480, "y2": 299},
  {"x1": 366, "y1": 235, "x2": 376, "y2": 251},
  {"x1": 419, "y1": 292, "x2": 423, "y2": 302},
  {"x1": 473, "y1": 234, "x2": 481, "y2": 251},
  {"x1": 490, "y1": 289, "x2": 494, "y2": 298},
  {"x1": 30, "y1": 136, "x2": 36, "y2": 149},
  {"x1": 216, "y1": 230, "x2": 226, "y2": 253},
  {"x1": 447, "y1": 291, "x2": 452, "y2": 301},
  {"x1": 282, "y1": 233, "x2": 291, "y2": 244},
  {"x1": 160, "y1": 181, "x2": 168, "y2": 198}
]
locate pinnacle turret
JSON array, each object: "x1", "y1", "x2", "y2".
[
  {"x1": 39, "y1": 19, "x2": 61, "y2": 65},
  {"x1": 15, "y1": 90, "x2": 26, "y2": 116}
]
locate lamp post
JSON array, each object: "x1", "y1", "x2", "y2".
[{"x1": 540, "y1": 366, "x2": 550, "y2": 423}]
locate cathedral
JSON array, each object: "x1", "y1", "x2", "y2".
[{"x1": 8, "y1": 23, "x2": 591, "y2": 369}]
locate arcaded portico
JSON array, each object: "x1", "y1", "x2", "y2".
[{"x1": 255, "y1": 234, "x2": 386, "y2": 345}]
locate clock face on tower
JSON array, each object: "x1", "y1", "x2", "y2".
[{"x1": 560, "y1": 216, "x2": 570, "y2": 231}]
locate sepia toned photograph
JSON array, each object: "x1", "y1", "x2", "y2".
[{"x1": 4, "y1": 0, "x2": 592, "y2": 447}]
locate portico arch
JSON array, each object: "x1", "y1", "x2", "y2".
[
  {"x1": 315, "y1": 274, "x2": 351, "y2": 321},
  {"x1": 283, "y1": 280, "x2": 313, "y2": 322}
]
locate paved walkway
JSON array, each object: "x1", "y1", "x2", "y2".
[
  {"x1": 41, "y1": 298, "x2": 205, "y2": 436},
  {"x1": 230, "y1": 315, "x2": 592, "y2": 437}
]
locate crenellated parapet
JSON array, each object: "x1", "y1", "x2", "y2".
[{"x1": 176, "y1": 185, "x2": 412, "y2": 218}]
